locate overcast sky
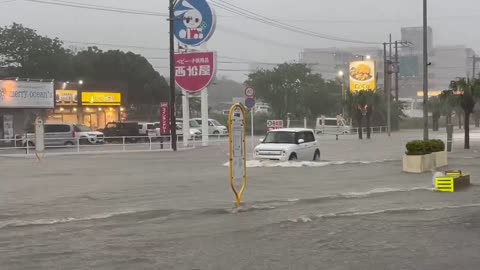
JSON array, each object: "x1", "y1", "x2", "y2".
[{"x1": 2, "y1": 0, "x2": 480, "y2": 81}]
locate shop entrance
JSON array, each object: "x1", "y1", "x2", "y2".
[{"x1": 84, "y1": 113, "x2": 98, "y2": 130}]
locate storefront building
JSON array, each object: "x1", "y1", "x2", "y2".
[
  {"x1": 0, "y1": 80, "x2": 55, "y2": 144},
  {"x1": 48, "y1": 89, "x2": 125, "y2": 130}
]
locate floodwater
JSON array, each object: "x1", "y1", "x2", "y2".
[{"x1": 1, "y1": 131, "x2": 480, "y2": 269}]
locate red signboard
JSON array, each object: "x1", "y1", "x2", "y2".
[
  {"x1": 160, "y1": 102, "x2": 170, "y2": 135},
  {"x1": 174, "y1": 51, "x2": 216, "y2": 93},
  {"x1": 267, "y1": 120, "x2": 284, "y2": 131}
]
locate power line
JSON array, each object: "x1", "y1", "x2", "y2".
[
  {"x1": 63, "y1": 40, "x2": 169, "y2": 51},
  {"x1": 209, "y1": 0, "x2": 381, "y2": 45},
  {"x1": 25, "y1": 0, "x2": 168, "y2": 17}
]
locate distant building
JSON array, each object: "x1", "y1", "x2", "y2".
[
  {"x1": 401, "y1": 26, "x2": 433, "y2": 54},
  {"x1": 299, "y1": 47, "x2": 385, "y2": 89}
]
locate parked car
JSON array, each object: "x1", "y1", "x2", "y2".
[
  {"x1": 154, "y1": 121, "x2": 202, "y2": 139},
  {"x1": 74, "y1": 124, "x2": 105, "y2": 144},
  {"x1": 22, "y1": 123, "x2": 77, "y2": 147},
  {"x1": 254, "y1": 128, "x2": 320, "y2": 161},
  {"x1": 138, "y1": 122, "x2": 155, "y2": 136},
  {"x1": 100, "y1": 121, "x2": 140, "y2": 142},
  {"x1": 315, "y1": 117, "x2": 352, "y2": 135},
  {"x1": 191, "y1": 118, "x2": 228, "y2": 135}
]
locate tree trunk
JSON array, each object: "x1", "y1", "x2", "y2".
[
  {"x1": 458, "y1": 113, "x2": 462, "y2": 129},
  {"x1": 366, "y1": 112, "x2": 371, "y2": 139},
  {"x1": 465, "y1": 111, "x2": 471, "y2": 149},
  {"x1": 433, "y1": 116, "x2": 440, "y2": 131},
  {"x1": 357, "y1": 111, "x2": 363, "y2": 140},
  {"x1": 475, "y1": 111, "x2": 480, "y2": 128}
]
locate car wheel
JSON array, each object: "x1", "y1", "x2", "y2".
[
  {"x1": 213, "y1": 131, "x2": 220, "y2": 135},
  {"x1": 79, "y1": 137, "x2": 89, "y2": 145},
  {"x1": 313, "y1": 150, "x2": 320, "y2": 161},
  {"x1": 289, "y1": 153, "x2": 297, "y2": 161},
  {"x1": 65, "y1": 141, "x2": 75, "y2": 146},
  {"x1": 342, "y1": 131, "x2": 349, "y2": 135}
]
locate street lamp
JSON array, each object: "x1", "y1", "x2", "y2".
[
  {"x1": 365, "y1": 55, "x2": 371, "y2": 60},
  {"x1": 78, "y1": 80, "x2": 84, "y2": 85}
]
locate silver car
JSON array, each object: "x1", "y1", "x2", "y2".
[{"x1": 23, "y1": 123, "x2": 77, "y2": 147}]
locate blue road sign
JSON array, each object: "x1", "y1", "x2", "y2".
[
  {"x1": 245, "y1": 97, "x2": 256, "y2": 109},
  {"x1": 174, "y1": 0, "x2": 216, "y2": 47}
]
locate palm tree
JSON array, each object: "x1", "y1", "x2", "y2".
[
  {"x1": 346, "y1": 91, "x2": 381, "y2": 139},
  {"x1": 428, "y1": 96, "x2": 441, "y2": 131},
  {"x1": 449, "y1": 78, "x2": 479, "y2": 149}
]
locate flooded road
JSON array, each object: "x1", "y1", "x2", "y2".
[{"x1": 1, "y1": 131, "x2": 480, "y2": 269}]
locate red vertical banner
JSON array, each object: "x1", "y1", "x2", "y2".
[{"x1": 160, "y1": 102, "x2": 171, "y2": 135}]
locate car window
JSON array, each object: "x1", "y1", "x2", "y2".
[
  {"x1": 325, "y1": 119, "x2": 337, "y2": 126},
  {"x1": 195, "y1": 119, "x2": 202, "y2": 125},
  {"x1": 44, "y1": 125, "x2": 55, "y2": 133},
  {"x1": 138, "y1": 124, "x2": 143, "y2": 130},
  {"x1": 106, "y1": 123, "x2": 115, "y2": 129},
  {"x1": 208, "y1": 121, "x2": 214, "y2": 127},
  {"x1": 74, "y1": 125, "x2": 91, "y2": 132},
  {"x1": 190, "y1": 120, "x2": 201, "y2": 128},
  {"x1": 297, "y1": 132, "x2": 306, "y2": 143},
  {"x1": 305, "y1": 132, "x2": 315, "y2": 142},
  {"x1": 45, "y1": 124, "x2": 70, "y2": 133},
  {"x1": 263, "y1": 131, "x2": 296, "y2": 144},
  {"x1": 211, "y1": 119, "x2": 222, "y2": 126},
  {"x1": 147, "y1": 124, "x2": 155, "y2": 129}
]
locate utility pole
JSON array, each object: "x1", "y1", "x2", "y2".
[
  {"x1": 422, "y1": 0, "x2": 429, "y2": 141},
  {"x1": 169, "y1": 0, "x2": 177, "y2": 151},
  {"x1": 383, "y1": 42, "x2": 391, "y2": 136},
  {"x1": 395, "y1": 41, "x2": 399, "y2": 101}
]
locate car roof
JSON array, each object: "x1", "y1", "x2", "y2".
[{"x1": 268, "y1": 128, "x2": 314, "y2": 133}]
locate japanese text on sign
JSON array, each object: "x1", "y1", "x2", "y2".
[{"x1": 174, "y1": 52, "x2": 216, "y2": 93}]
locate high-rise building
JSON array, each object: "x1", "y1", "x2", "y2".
[{"x1": 401, "y1": 26, "x2": 433, "y2": 54}]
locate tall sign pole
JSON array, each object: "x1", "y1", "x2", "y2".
[
  {"x1": 228, "y1": 104, "x2": 247, "y2": 207},
  {"x1": 423, "y1": 0, "x2": 429, "y2": 141},
  {"x1": 169, "y1": 0, "x2": 177, "y2": 151}
]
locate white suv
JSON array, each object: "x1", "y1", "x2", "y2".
[{"x1": 254, "y1": 128, "x2": 320, "y2": 161}]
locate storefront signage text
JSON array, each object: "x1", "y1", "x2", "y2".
[{"x1": 82, "y1": 92, "x2": 121, "y2": 106}]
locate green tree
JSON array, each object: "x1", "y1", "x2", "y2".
[
  {"x1": 449, "y1": 78, "x2": 480, "y2": 149},
  {"x1": 428, "y1": 96, "x2": 442, "y2": 131},
  {"x1": 72, "y1": 47, "x2": 169, "y2": 120},
  {"x1": 246, "y1": 63, "x2": 341, "y2": 119},
  {"x1": 0, "y1": 23, "x2": 72, "y2": 79}
]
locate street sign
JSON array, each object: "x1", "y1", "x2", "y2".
[
  {"x1": 244, "y1": 87, "x2": 255, "y2": 97},
  {"x1": 244, "y1": 97, "x2": 256, "y2": 109},
  {"x1": 267, "y1": 120, "x2": 284, "y2": 131},
  {"x1": 175, "y1": 51, "x2": 216, "y2": 93},
  {"x1": 228, "y1": 103, "x2": 247, "y2": 207},
  {"x1": 173, "y1": 0, "x2": 216, "y2": 47},
  {"x1": 160, "y1": 102, "x2": 170, "y2": 135}
]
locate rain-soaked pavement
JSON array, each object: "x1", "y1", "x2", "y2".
[{"x1": 1, "y1": 130, "x2": 480, "y2": 269}]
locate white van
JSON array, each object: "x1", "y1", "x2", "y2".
[
  {"x1": 191, "y1": 118, "x2": 228, "y2": 135},
  {"x1": 315, "y1": 117, "x2": 352, "y2": 135},
  {"x1": 22, "y1": 124, "x2": 77, "y2": 147}
]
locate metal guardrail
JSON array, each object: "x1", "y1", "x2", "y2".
[
  {"x1": 0, "y1": 133, "x2": 231, "y2": 156},
  {"x1": 314, "y1": 126, "x2": 388, "y2": 135}
]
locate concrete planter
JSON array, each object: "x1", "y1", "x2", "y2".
[
  {"x1": 432, "y1": 151, "x2": 448, "y2": 168},
  {"x1": 403, "y1": 154, "x2": 434, "y2": 173}
]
